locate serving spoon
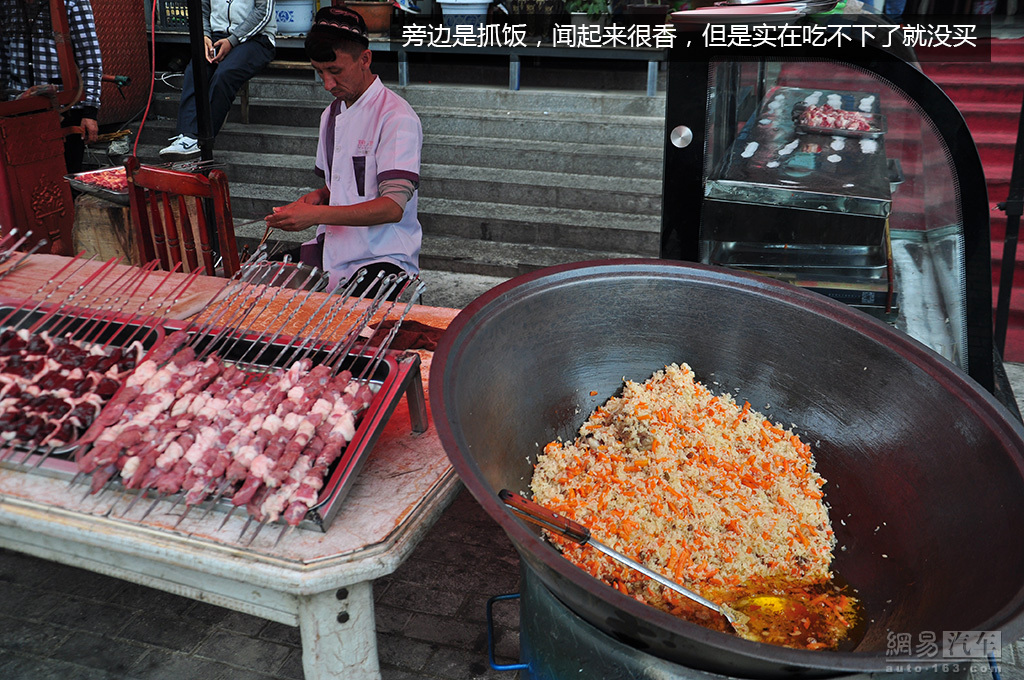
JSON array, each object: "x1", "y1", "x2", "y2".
[{"x1": 499, "y1": 489, "x2": 767, "y2": 640}]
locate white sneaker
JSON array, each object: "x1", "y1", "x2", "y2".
[{"x1": 159, "y1": 134, "x2": 200, "y2": 160}]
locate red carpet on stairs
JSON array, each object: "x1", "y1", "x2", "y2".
[{"x1": 921, "y1": 36, "x2": 1024, "y2": 361}]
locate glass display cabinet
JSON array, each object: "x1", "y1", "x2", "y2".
[{"x1": 660, "y1": 37, "x2": 1000, "y2": 397}]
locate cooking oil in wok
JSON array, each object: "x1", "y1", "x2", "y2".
[{"x1": 730, "y1": 573, "x2": 863, "y2": 651}]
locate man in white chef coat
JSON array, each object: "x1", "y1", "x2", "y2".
[{"x1": 264, "y1": 6, "x2": 422, "y2": 297}]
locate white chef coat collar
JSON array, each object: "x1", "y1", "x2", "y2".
[{"x1": 342, "y1": 75, "x2": 382, "y2": 111}]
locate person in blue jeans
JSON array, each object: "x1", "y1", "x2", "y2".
[
  {"x1": 160, "y1": 0, "x2": 276, "y2": 160},
  {"x1": 883, "y1": 0, "x2": 905, "y2": 23}
]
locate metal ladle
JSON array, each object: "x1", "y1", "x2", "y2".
[{"x1": 499, "y1": 489, "x2": 764, "y2": 641}]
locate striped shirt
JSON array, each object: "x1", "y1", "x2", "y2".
[{"x1": 0, "y1": 0, "x2": 103, "y2": 115}]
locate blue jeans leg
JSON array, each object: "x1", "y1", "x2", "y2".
[{"x1": 176, "y1": 38, "x2": 275, "y2": 138}]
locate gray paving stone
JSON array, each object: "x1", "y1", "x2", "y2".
[
  {"x1": 129, "y1": 650, "x2": 241, "y2": 680},
  {"x1": 104, "y1": 583, "x2": 197, "y2": 618},
  {"x1": 375, "y1": 602, "x2": 415, "y2": 635},
  {"x1": 193, "y1": 629, "x2": 293, "y2": 672},
  {"x1": 391, "y1": 552, "x2": 515, "y2": 595},
  {"x1": 33, "y1": 565, "x2": 131, "y2": 606},
  {"x1": 275, "y1": 649, "x2": 304, "y2": 680},
  {"x1": 490, "y1": 627, "x2": 521, "y2": 666},
  {"x1": 0, "y1": 614, "x2": 72, "y2": 656},
  {"x1": 0, "y1": 581, "x2": 65, "y2": 620},
  {"x1": 259, "y1": 620, "x2": 302, "y2": 648},
  {"x1": 44, "y1": 595, "x2": 138, "y2": 639},
  {"x1": 424, "y1": 644, "x2": 511, "y2": 680},
  {"x1": 213, "y1": 609, "x2": 273, "y2": 637},
  {"x1": 403, "y1": 611, "x2": 485, "y2": 648},
  {"x1": 50, "y1": 631, "x2": 149, "y2": 676},
  {"x1": 117, "y1": 609, "x2": 209, "y2": 654},
  {"x1": 381, "y1": 668, "x2": 439, "y2": 680},
  {"x1": 377, "y1": 581, "x2": 466, "y2": 618},
  {"x1": 457, "y1": 590, "x2": 521, "y2": 628},
  {"x1": 0, "y1": 650, "x2": 123, "y2": 680},
  {"x1": 0, "y1": 548, "x2": 56, "y2": 588},
  {"x1": 179, "y1": 599, "x2": 235, "y2": 627},
  {"x1": 376, "y1": 631, "x2": 436, "y2": 671}
]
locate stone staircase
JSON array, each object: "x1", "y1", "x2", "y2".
[{"x1": 136, "y1": 67, "x2": 667, "y2": 279}]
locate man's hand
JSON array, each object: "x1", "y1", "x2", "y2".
[
  {"x1": 265, "y1": 201, "x2": 323, "y2": 233},
  {"x1": 211, "y1": 38, "x2": 233, "y2": 63},
  {"x1": 81, "y1": 118, "x2": 99, "y2": 144},
  {"x1": 204, "y1": 36, "x2": 216, "y2": 63}
]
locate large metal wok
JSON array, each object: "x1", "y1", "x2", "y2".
[{"x1": 429, "y1": 260, "x2": 1024, "y2": 678}]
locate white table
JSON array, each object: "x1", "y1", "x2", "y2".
[{"x1": 0, "y1": 383, "x2": 460, "y2": 680}]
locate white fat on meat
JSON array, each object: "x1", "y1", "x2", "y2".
[
  {"x1": 245, "y1": 413, "x2": 265, "y2": 431},
  {"x1": 286, "y1": 385, "x2": 305, "y2": 402},
  {"x1": 126, "y1": 360, "x2": 157, "y2": 387},
  {"x1": 282, "y1": 412, "x2": 303, "y2": 432},
  {"x1": 188, "y1": 393, "x2": 208, "y2": 414},
  {"x1": 295, "y1": 418, "x2": 317, "y2": 441},
  {"x1": 198, "y1": 397, "x2": 228, "y2": 419},
  {"x1": 157, "y1": 441, "x2": 184, "y2": 470},
  {"x1": 261, "y1": 414, "x2": 283, "y2": 436},
  {"x1": 312, "y1": 398, "x2": 332, "y2": 417},
  {"x1": 236, "y1": 444, "x2": 259, "y2": 467},
  {"x1": 262, "y1": 457, "x2": 312, "y2": 521},
  {"x1": 171, "y1": 393, "x2": 196, "y2": 418},
  {"x1": 141, "y1": 367, "x2": 176, "y2": 394},
  {"x1": 249, "y1": 454, "x2": 272, "y2": 478},
  {"x1": 184, "y1": 427, "x2": 217, "y2": 464},
  {"x1": 121, "y1": 456, "x2": 140, "y2": 480},
  {"x1": 241, "y1": 394, "x2": 265, "y2": 412},
  {"x1": 138, "y1": 392, "x2": 175, "y2": 424},
  {"x1": 329, "y1": 408, "x2": 356, "y2": 442}
]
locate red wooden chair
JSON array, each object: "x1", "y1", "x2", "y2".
[{"x1": 123, "y1": 155, "x2": 240, "y2": 277}]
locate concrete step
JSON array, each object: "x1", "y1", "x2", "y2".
[
  {"x1": 147, "y1": 93, "x2": 666, "y2": 149},
  {"x1": 140, "y1": 120, "x2": 664, "y2": 181},
  {"x1": 422, "y1": 134, "x2": 663, "y2": 179},
  {"x1": 422, "y1": 162, "x2": 661, "y2": 215},
  {"x1": 418, "y1": 233, "x2": 655, "y2": 278},
  {"x1": 240, "y1": 77, "x2": 668, "y2": 118},
  {"x1": 138, "y1": 117, "x2": 321, "y2": 158},
  {"x1": 222, "y1": 99, "x2": 666, "y2": 147},
  {"x1": 418, "y1": 197, "x2": 660, "y2": 254},
  {"x1": 226, "y1": 181, "x2": 317, "y2": 220}
]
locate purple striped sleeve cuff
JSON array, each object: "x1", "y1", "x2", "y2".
[{"x1": 378, "y1": 170, "x2": 420, "y2": 183}]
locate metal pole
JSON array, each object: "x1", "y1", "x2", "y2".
[
  {"x1": 994, "y1": 89, "x2": 1024, "y2": 357},
  {"x1": 186, "y1": 0, "x2": 214, "y2": 162},
  {"x1": 185, "y1": 0, "x2": 219, "y2": 260}
]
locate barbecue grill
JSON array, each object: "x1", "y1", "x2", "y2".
[
  {"x1": 431, "y1": 260, "x2": 1024, "y2": 678},
  {"x1": 0, "y1": 254, "x2": 428, "y2": 540}
]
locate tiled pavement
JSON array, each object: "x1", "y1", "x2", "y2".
[{"x1": 0, "y1": 488, "x2": 523, "y2": 680}]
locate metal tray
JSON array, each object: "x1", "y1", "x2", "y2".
[
  {"x1": 0, "y1": 303, "x2": 164, "y2": 461},
  {"x1": 65, "y1": 167, "x2": 129, "y2": 205},
  {"x1": 177, "y1": 328, "x2": 426, "y2": 531},
  {"x1": 792, "y1": 102, "x2": 886, "y2": 139},
  {"x1": 707, "y1": 240, "x2": 889, "y2": 275},
  {"x1": 22, "y1": 318, "x2": 426, "y2": 533}
]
